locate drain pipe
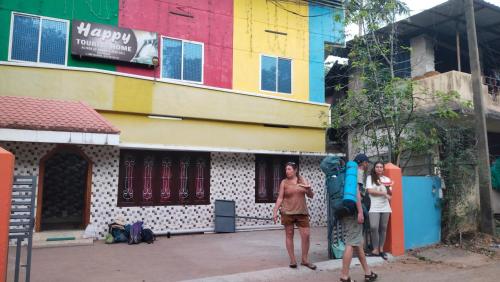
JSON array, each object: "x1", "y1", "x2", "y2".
[
  {"x1": 155, "y1": 228, "x2": 214, "y2": 237},
  {"x1": 155, "y1": 224, "x2": 283, "y2": 237}
]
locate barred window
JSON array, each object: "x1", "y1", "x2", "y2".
[
  {"x1": 255, "y1": 155, "x2": 299, "y2": 203},
  {"x1": 118, "y1": 150, "x2": 210, "y2": 206}
]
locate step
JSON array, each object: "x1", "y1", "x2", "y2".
[
  {"x1": 33, "y1": 230, "x2": 85, "y2": 241},
  {"x1": 33, "y1": 238, "x2": 93, "y2": 249}
]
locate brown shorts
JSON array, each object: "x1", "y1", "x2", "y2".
[{"x1": 281, "y1": 213, "x2": 310, "y2": 228}]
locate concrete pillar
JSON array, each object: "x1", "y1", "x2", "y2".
[
  {"x1": 410, "y1": 35, "x2": 435, "y2": 78},
  {"x1": 0, "y1": 147, "x2": 14, "y2": 282},
  {"x1": 383, "y1": 163, "x2": 405, "y2": 256}
]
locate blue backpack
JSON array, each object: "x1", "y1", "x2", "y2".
[{"x1": 128, "y1": 221, "x2": 143, "y2": 244}]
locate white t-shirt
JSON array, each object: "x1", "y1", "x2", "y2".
[{"x1": 366, "y1": 175, "x2": 392, "y2": 213}]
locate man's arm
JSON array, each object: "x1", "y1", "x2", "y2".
[{"x1": 356, "y1": 187, "x2": 364, "y2": 224}]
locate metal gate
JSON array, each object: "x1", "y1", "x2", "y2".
[
  {"x1": 402, "y1": 176, "x2": 441, "y2": 249},
  {"x1": 8, "y1": 176, "x2": 37, "y2": 282}
]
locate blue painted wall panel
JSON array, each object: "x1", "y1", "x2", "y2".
[
  {"x1": 308, "y1": 5, "x2": 344, "y2": 103},
  {"x1": 402, "y1": 176, "x2": 442, "y2": 250}
]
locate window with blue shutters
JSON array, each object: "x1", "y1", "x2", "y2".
[
  {"x1": 161, "y1": 37, "x2": 203, "y2": 83},
  {"x1": 9, "y1": 13, "x2": 68, "y2": 66},
  {"x1": 260, "y1": 55, "x2": 292, "y2": 94}
]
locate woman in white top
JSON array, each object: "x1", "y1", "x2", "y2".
[{"x1": 366, "y1": 161, "x2": 392, "y2": 260}]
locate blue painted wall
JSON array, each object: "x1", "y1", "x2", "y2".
[
  {"x1": 308, "y1": 5, "x2": 344, "y2": 103},
  {"x1": 402, "y1": 176, "x2": 442, "y2": 250}
]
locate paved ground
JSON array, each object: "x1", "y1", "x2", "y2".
[
  {"x1": 8, "y1": 227, "x2": 330, "y2": 282},
  {"x1": 6, "y1": 227, "x2": 500, "y2": 282}
]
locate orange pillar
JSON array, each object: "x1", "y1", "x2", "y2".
[
  {"x1": 383, "y1": 163, "x2": 405, "y2": 256},
  {"x1": 0, "y1": 147, "x2": 14, "y2": 281}
]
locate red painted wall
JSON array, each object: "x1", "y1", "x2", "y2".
[{"x1": 117, "y1": 0, "x2": 233, "y2": 89}]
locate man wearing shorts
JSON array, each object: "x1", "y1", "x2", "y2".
[{"x1": 339, "y1": 154, "x2": 377, "y2": 282}]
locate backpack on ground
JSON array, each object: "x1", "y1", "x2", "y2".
[
  {"x1": 128, "y1": 221, "x2": 143, "y2": 244},
  {"x1": 108, "y1": 222, "x2": 127, "y2": 243},
  {"x1": 141, "y1": 228, "x2": 155, "y2": 244}
]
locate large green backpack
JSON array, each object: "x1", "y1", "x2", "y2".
[{"x1": 320, "y1": 156, "x2": 346, "y2": 217}]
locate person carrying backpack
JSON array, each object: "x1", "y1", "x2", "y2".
[{"x1": 339, "y1": 154, "x2": 377, "y2": 282}]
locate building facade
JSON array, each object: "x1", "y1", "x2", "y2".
[{"x1": 0, "y1": 0, "x2": 344, "y2": 238}]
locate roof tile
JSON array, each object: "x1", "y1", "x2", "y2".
[{"x1": 0, "y1": 96, "x2": 120, "y2": 134}]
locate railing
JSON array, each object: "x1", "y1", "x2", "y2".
[{"x1": 9, "y1": 176, "x2": 37, "y2": 282}]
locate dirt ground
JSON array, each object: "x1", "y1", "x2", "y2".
[{"x1": 277, "y1": 255, "x2": 500, "y2": 282}]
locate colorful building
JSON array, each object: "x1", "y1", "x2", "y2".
[{"x1": 0, "y1": 0, "x2": 344, "y2": 239}]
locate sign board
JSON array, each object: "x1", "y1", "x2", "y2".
[{"x1": 71, "y1": 20, "x2": 158, "y2": 66}]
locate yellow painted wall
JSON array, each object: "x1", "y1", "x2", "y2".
[
  {"x1": 233, "y1": 0, "x2": 310, "y2": 101},
  {"x1": 0, "y1": 64, "x2": 327, "y2": 152},
  {"x1": 101, "y1": 112, "x2": 326, "y2": 153},
  {"x1": 0, "y1": 65, "x2": 328, "y2": 129}
]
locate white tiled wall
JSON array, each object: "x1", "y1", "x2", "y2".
[{"x1": 1, "y1": 142, "x2": 327, "y2": 239}]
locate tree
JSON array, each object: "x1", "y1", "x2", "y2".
[
  {"x1": 331, "y1": 0, "x2": 479, "y2": 240},
  {"x1": 330, "y1": 0, "x2": 469, "y2": 167}
]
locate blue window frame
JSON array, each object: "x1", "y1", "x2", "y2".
[
  {"x1": 161, "y1": 37, "x2": 203, "y2": 83},
  {"x1": 9, "y1": 13, "x2": 68, "y2": 65},
  {"x1": 260, "y1": 55, "x2": 292, "y2": 94}
]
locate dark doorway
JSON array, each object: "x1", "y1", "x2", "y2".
[{"x1": 39, "y1": 149, "x2": 90, "y2": 231}]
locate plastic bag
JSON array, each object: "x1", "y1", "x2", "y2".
[
  {"x1": 105, "y1": 233, "x2": 114, "y2": 244},
  {"x1": 331, "y1": 240, "x2": 345, "y2": 259},
  {"x1": 83, "y1": 224, "x2": 97, "y2": 239}
]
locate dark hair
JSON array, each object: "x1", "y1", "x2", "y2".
[{"x1": 370, "y1": 161, "x2": 384, "y2": 185}]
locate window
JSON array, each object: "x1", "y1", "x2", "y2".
[
  {"x1": 161, "y1": 37, "x2": 203, "y2": 83},
  {"x1": 9, "y1": 13, "x2": 68, "y2": 65},
  {"x1": 255, "y1": 155, "x2": 299, "y2": 203},
  {"x1": 118, "y1": 150, "x2": 210, "y2": 206},
  {"x1": 260, "y1": 55, "x2": 292, "y2": 94}
]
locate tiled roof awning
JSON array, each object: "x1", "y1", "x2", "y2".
[{"x1": 0, "y1": 96, "x2": 120, "y2": 145}]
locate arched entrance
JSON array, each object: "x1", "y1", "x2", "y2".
[{"x1": 36, "y1": 146, "x2": 92, "y2": 231}]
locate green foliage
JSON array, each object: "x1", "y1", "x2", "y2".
[
  {"x1": 434, "y1": 119, "x2": 478, "y2": 240},
  {"x1": 332, "y1": 1, "x2": 478, "y2": 238},
  {"x1": 330, "y1": 0, "x2": 470, "y2": 166}
]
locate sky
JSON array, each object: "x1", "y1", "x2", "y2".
[
  {"x1": 326, "y1": 0, "x2": 500, "y2": 66},
  {"x1": 345, "y1": 0, "x2": 500, "y2": 38}
]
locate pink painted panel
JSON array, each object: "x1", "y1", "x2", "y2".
[{"x1": 116, "y1": 0, "x2": 233, "y2": 89}]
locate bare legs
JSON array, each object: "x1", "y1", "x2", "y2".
[
  {"x1": 298, "y1": 226, "x2": 311, "y2": 264},
  {"x1": 284, "y1": 225, "x2": 312, "y2": 265},
  {"x1": 285, "y1": 225, "x2": 297, "y2": 265},
  {"x1": 341, "y1": 244, "x2": 372, "y2": 280}
]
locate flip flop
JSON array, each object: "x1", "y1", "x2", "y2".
[
  {"x1": 365, "y1": 271, "x2": 378, "y2": 282},
  {"x1": 301, "y1": 262, "x2": 317, "y2": 270},
  {"x1": 380, "y1": 252, "x2": 388, "y2": 260},
  {"x1": 289, "y1": 263, "x2": 297, "y2": 268}
]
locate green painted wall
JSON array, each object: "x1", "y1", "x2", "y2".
[{"x1": 0, "y1": 0, "x2": 118, "y2": 71}]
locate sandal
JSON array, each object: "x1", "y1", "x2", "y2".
[
  {"x1": 301, "y1": 262, "x2": 317, "y2": 270},
  {"x1": 289, "y1": 263, "x2": 297, "y2": 268},
  {"x1": 365, "y1": 271, "x2": 378, "y2": 282},
  {"x1": 340, "y1": 278, "x2": 355, "y2": 282},
  {"x1": 366, "y1": 252, "x2": 379, "y2": 257},
  {"x1": 380, "y1": 252, "x2": 388, "y2": 260}
]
